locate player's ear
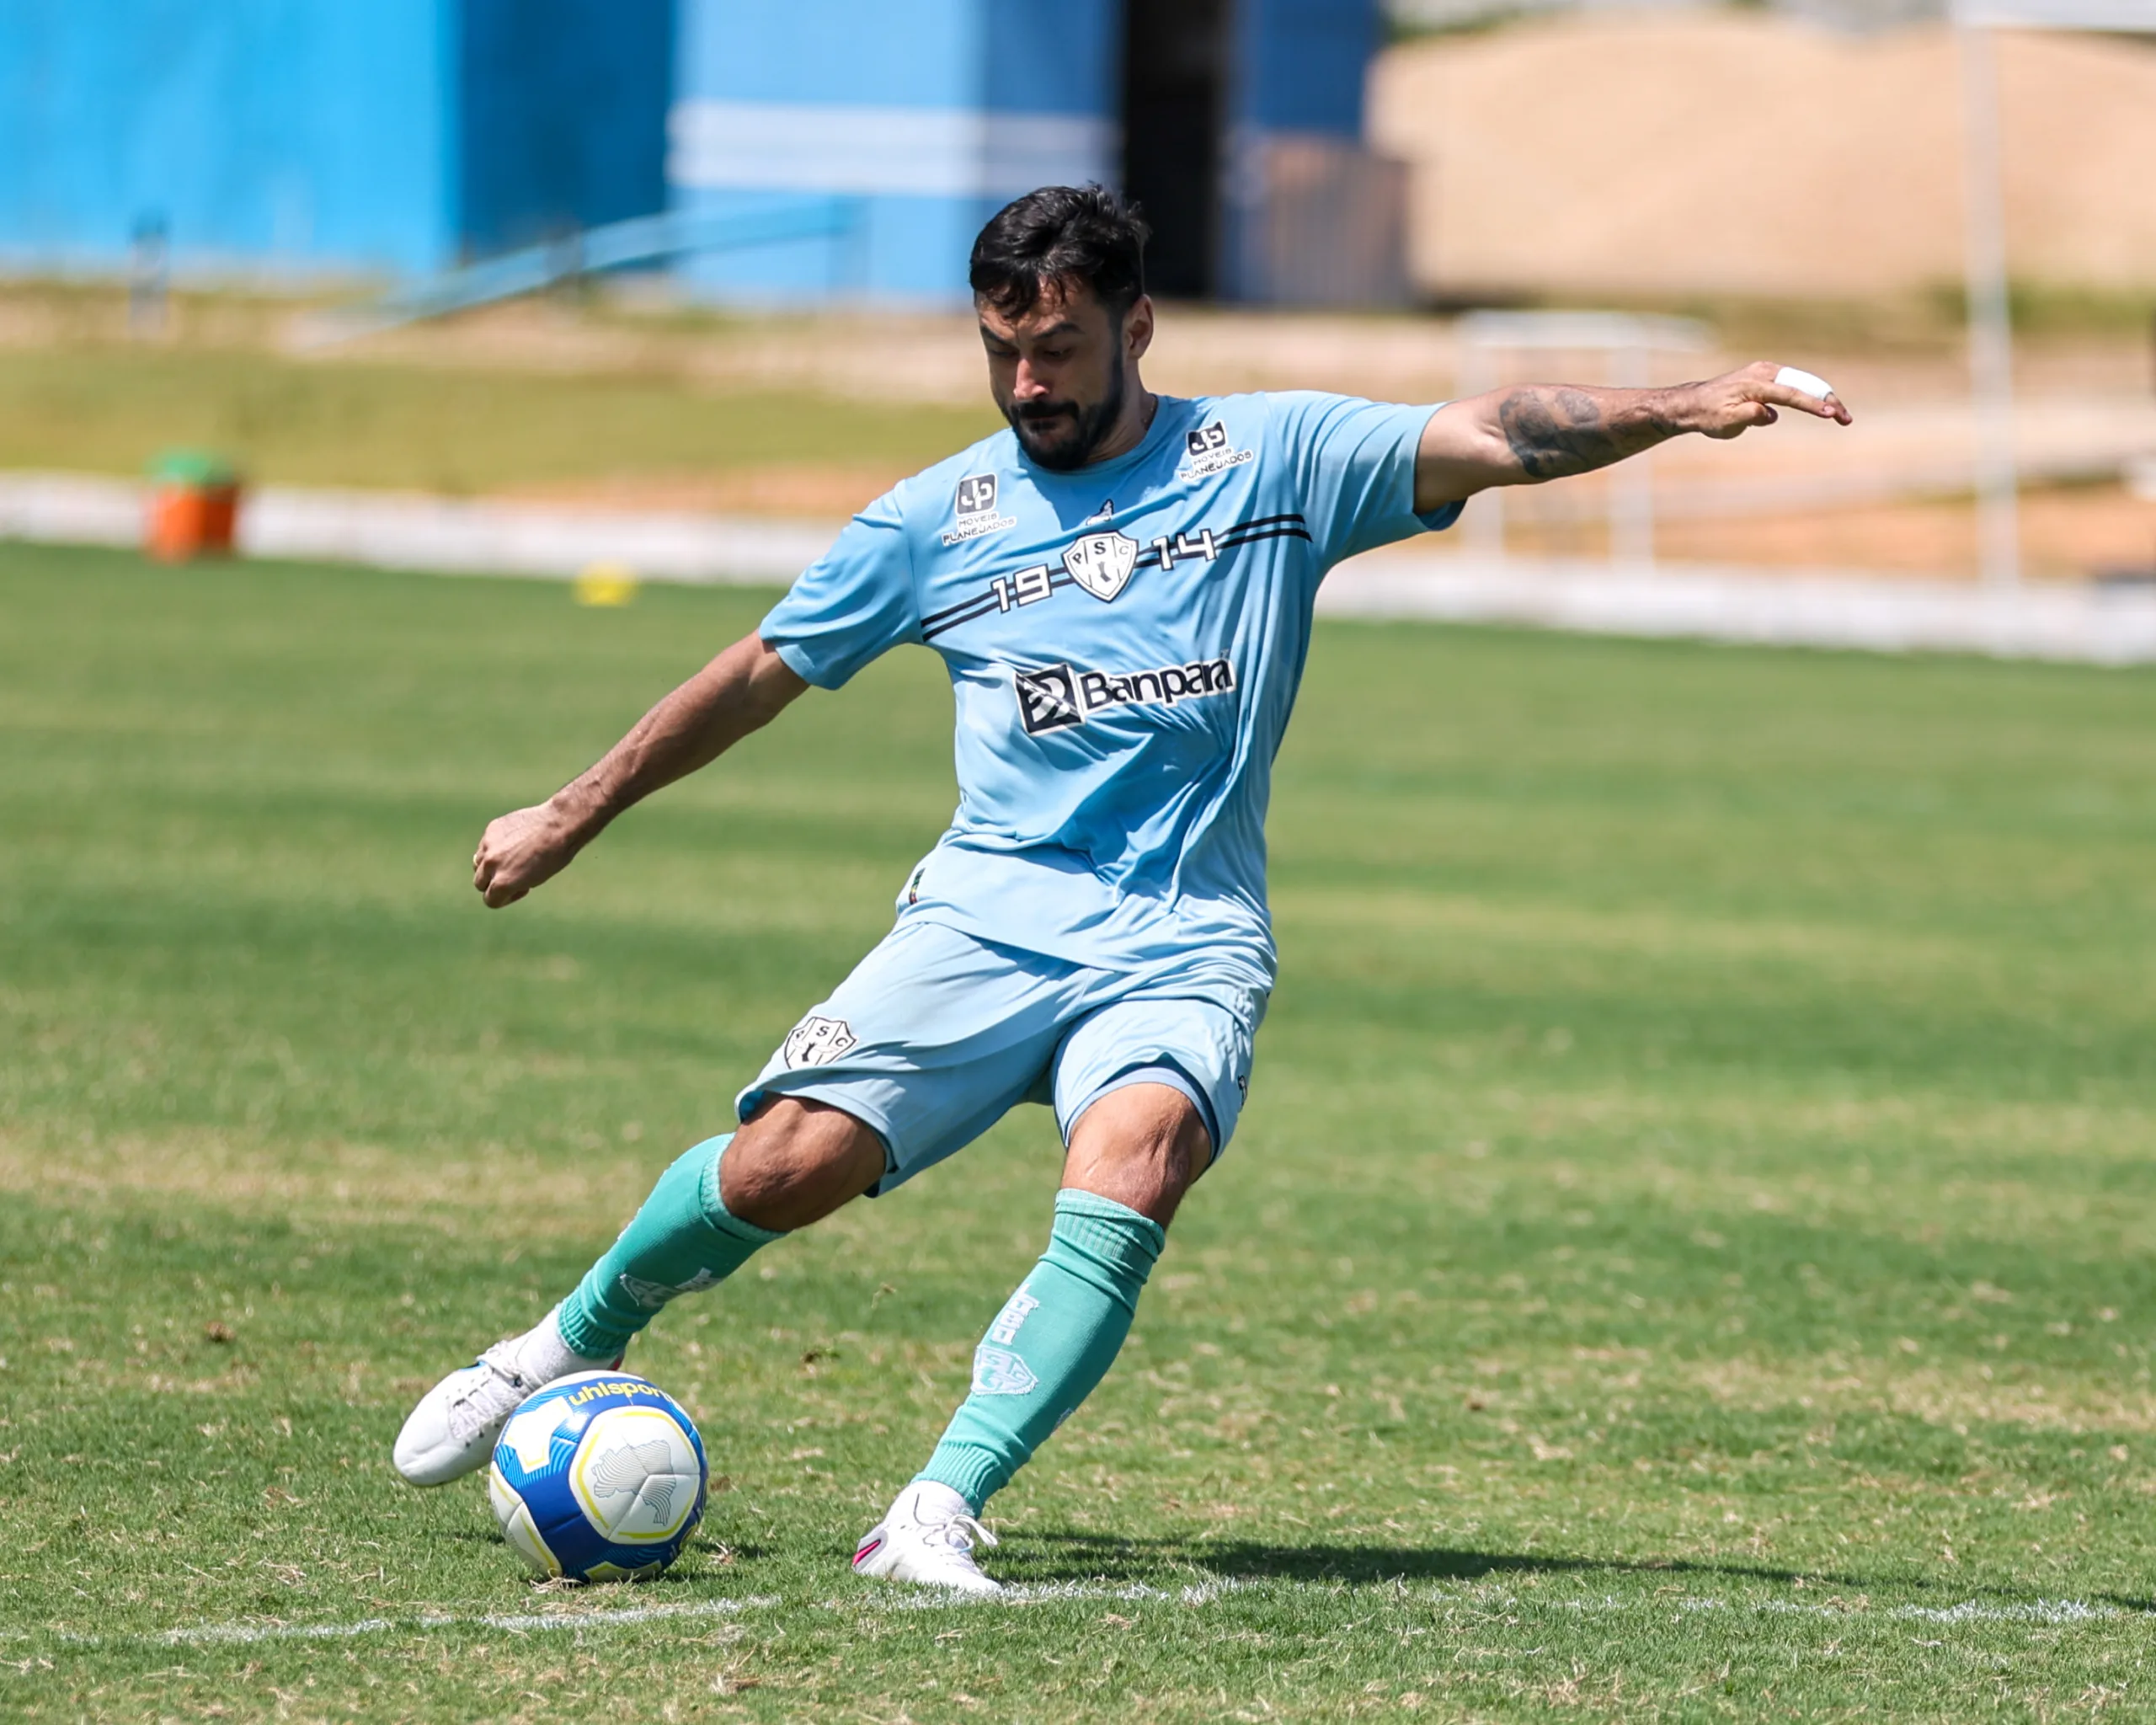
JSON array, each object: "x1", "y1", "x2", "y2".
[{"x1": 1123, "y1": 294, "x2": 1155, "y2": 365}]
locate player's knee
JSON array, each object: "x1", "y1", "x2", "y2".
[
  {"x1": 721, "y1": 1097, "x2": 884, "y2": 1231},
  {"x1": 1062, "y1": 1083, "x2": 1212, "y2": 1225}
]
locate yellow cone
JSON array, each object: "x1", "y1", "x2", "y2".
[{"x1": 574, "y1": 563, "x2": 639, "y2": 607}]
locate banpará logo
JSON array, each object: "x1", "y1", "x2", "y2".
[
  {"x1": 941, "y1": 471, "x2": 1017, "y2": 546},
  {"x1": 1178, "y1": 419, "x2": 1254, "y2": 480},
  {"x1": 782, "y1": 1015, "x2": 858, "y2": 1068},
  {"x1": 1014, "y1": 654, "x2": 1237, "y2": 736}
]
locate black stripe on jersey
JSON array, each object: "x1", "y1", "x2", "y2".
[
  {"x1": 1214, "y1": 512, "x2": 1311, "y2": 548},
  {"x1": 920, "y1": 592, "x2": 1001, "y2": 637},
  {"x1": 1212, "y1": 518, "x2": 1311, "y2": 553},
  {"x1": 918, "y1": 512, "x2": 1310, "y2": 645},
  {"x1": 921, "y1": 570, "x2": 1081, "y2": 639}
]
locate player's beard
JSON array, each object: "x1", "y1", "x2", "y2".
[{"x1": 1008, "y1": 364, "x2": 1127, "y2": 473}]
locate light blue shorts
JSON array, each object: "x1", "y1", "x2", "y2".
[{"x1": 736, "y1": 917, "x2": 1267, "y2": 1195}]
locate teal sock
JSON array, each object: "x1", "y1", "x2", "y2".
[
  {"x1": 555, "y1": 1133, "x2": 781, "y2": 1359},
  {"x1": 915, "y1": 1190, "x2": 1166, "y2": 1513}
]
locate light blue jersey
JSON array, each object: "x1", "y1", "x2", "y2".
[{"x1": 760, "y1": 391, "x2": 1460, "y2": 1001}]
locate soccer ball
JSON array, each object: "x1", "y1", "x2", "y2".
[{"x1": 487, "y1": 1370, "x2": 707, "y2": 1582}]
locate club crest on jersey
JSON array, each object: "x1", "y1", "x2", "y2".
[
  {"x1": 782, "y1": 1015, "x2": 857, "y2": 1068},
  {"x1": 941, "y1": 472, "x2": 1016, "y2": 547},
  {"x1": 1061, "y1": 528, "x2": 1139, "y2": 602},
  {"x1": 1177, "y1": 419, "x2": 1254, "y2": 480}
]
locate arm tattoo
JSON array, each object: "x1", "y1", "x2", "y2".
[{"x1": 1497, "y1": 387, "x2": 1669, "y2": 481}]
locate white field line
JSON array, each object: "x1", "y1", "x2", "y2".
[
  {"x1": 26, "y1": 1581, "x2": 2148, "y2": 1653},
  {"x1": 0, "y1": 471, "x2": 835, "y2": 585},
  {"x1": 1318, "y1": 554, "x2": 2156, "y2": 667},
  {"x1": 44, "y1": 1593, "x2": 779, "y2": 1652},
  {"x1": 13, "y1": 469, "x2": 2156, "y2": 668},
  {"x1": 834, "y1": 1576, "x2": 2152, "y2": 1628},
  {"x1": 841, "y1": 1576, "x2": 1266, "y2": 1610},
  {"x1": 1567, "y1": 1594, "x2": 2131, "y2": 1626}
]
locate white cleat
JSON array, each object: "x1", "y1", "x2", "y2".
[
  {"x1": 392, "y1": 1341, "x2": 543, "y2": 1487},
  {"x1": 393, "y1": 1308, "x2": 623, "y2": 1487},
  {"x1": 852, "y1": 1482, "x2": 1003, "y2": 1595}
]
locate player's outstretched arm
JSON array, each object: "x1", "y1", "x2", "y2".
[
  {"x1": 1412, "y1": 360, "x2": 1852, "y2": 512},
  {"x1": 472, "y1": 630, "x2": 808, "y2": 908}
]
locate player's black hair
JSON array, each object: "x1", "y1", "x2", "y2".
[{"x1": 969, "y1": 184, "x2": 1150, "y2": 321}]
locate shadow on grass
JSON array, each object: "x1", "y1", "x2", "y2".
[
  {"x1": 999, "y1": 1532, "x2": 2156, "y2": 1611},
  {"x1": 1001, "y1": 1530, "x2": 1854, "y2": 1589}
]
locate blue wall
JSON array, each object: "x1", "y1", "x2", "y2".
[
  {"x1": 1233, "y1": 0, "x2": 1378, "y2": 139},
  {"x1": 0, "y1": 0, "x2": 673, "y2": 280},
  {"x1": 669, "y1": 0, "x2": 1120, "y2": 305},
  {"x1": 457, "y1": 0, "x2": 671, "y2": 259},
  {"x1": 0, "y1": 0, "x2": 1388, "y2": 300},
  {"x1": 0, "y1": 0, "x2": 454, "y2": 276}
]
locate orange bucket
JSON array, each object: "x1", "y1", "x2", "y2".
[{"x1": 146, "y1": 451, "x2": 242, "y2": 561}]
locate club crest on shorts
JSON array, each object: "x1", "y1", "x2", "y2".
[
  {"x1": 1061, "y1": 529, "x2": 1139, "y2": 602},
  {"x1": 782, "y1": 1015, "x2": 857, "y2": 1068}
]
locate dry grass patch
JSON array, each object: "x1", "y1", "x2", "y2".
[
  {"x1": 0, "y1": 1129, "x2": 648, "y2": 1234},
  {"x1": 1680, "y1": 1354, "x2": 2156, "y2": 1438}
]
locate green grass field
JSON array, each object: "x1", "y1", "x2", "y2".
[{"x1": 5, "y1": 544, "x2": 2156, "y2": 1721}]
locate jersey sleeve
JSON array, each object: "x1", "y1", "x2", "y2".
[
  {"x1": 757, "y1": 488, "x2": 921, "y2": 689},
  {"x1": 1267, "y1": 392, "x2": 1463, "y2": 570}
]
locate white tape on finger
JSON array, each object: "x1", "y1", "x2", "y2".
[{"x1": 1774, "y1": 366, "x2": 1835, "y2": 400}]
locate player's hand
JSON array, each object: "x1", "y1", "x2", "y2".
[
  {"x1": 472, "y1": 800, "x2": 588, "y2": 908},
  {"x1": 1677, "y1": 360, "x2": 1853, "y2": 440}
]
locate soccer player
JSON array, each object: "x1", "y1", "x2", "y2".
[{"x1": 393, "y1": 185, "x2": 1850, "y2": 1592}]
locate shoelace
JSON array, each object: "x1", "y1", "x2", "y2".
[
  {"x1": 927, "y1": 1512, "x2": 999, "y2": 1554},
  {"x1": 446, "y1": 1350, "x2": 531, "y2": 1444}
]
